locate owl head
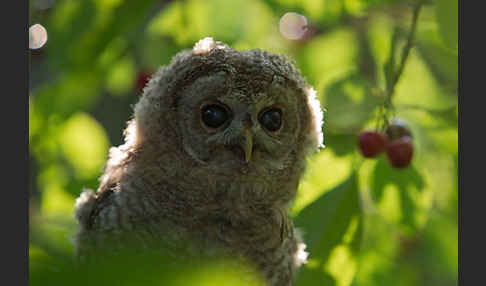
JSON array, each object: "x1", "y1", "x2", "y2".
[
  {"x1": 127, "y1": 38, "x2": 323, "y2": 179},
  {"x1": 102, "y1": 38, "x2": 323, "y2": 201}
]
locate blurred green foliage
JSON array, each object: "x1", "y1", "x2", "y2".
[{"x1": 29, "y1": 0, "x2": 457, "y2": 285}]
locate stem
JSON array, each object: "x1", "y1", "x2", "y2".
[
  {"x1": 388, "y1": 1, "x2": 425, "y2": 97},
  {"x1": 380, "y1": 0, "x2": 425, "y2": 131}
]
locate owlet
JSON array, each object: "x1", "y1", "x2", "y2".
[{"x1": 74, "y1": 37, "x2": 324, "y2": 286}]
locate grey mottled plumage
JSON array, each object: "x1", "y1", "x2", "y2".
[{"x1": 74, "y1": 38, "x2": 323, "y2": 286}]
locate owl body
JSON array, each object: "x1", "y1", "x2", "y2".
[{"x1": 74, "y1": 38, "x2": 323, "y2": 286}]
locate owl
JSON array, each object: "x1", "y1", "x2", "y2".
[{"x1": 74, "y1": 37, "x2": 324, "y2": 286}]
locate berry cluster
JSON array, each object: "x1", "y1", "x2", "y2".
[{"x1": 358, "y1": 119, "x2": 414, "y2": 169}]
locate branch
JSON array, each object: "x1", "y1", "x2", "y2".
[
  {"x1": 387, "y1": 0, "x2": 426, "y2": 97},
  {"x1": 379, "y1": 0, "x2": 426, "y2": 131}
]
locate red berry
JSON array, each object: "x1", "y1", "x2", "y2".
[
  {"x1": 386, "y1": 136, "x2": 414, "y2": 168},
  {"x1": 385, "y1": 118, "x2": 412, "y2": 140},
  {"x1": 358, "y1": 131, "x2": 387, "y2": 158},
  {"x1": 135, "y1": 70, "x2": 154, "y2": 94}
]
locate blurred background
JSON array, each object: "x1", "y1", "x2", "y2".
[{"x1": 29, "y1": 0, "x2": 458, "y2": 285}]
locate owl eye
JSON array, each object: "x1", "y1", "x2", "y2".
[
  {"x1": 201, "y1": 104, "x2": 229, "y2": 129},
  {"x1": 259, "y1": 108, "x2": 282, "y2": 132}
]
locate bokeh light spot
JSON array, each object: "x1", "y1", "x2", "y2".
[
  {"x1": 279, "y1": 12, "x2": 308, "y2": 40},
  {"x1": 29, "y1": 24, "x2": 48, "y2": 50}
]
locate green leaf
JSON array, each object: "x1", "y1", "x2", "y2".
[
  {"x1": 322, "y1": 132, "x2": 358, "y2": 157},
  {"x1": 371, "y1": 157, "x2": 424, "y2": 200},
  {"x1": 148, "y1": 0, "x2": 250, "y2": 47},
  {"x1": 33, "y1": 70, "x2": 103, "y2": 120},
  {"x1": 415, "y1": 18, "x2": 458, "y2": 88},
  {"x1": 47, "y1": 0, "x2": 98, "y2": 68},
  {"x1": 30, "y1": 242, "x2": 265, "y2": 286},
  {"x1": 297, "y1": 28, "x2": 358, "y2": 89},
  {"x1": 418, "y1": 212, "x2": 458, "y2": 283},
  {"x1": 435, "y1": 0, "x2": 458, "y2": 50},
  {"x1": 47, "y1": 0, "x2": 158, "y2": 70},
  {"x1": 293, "y1": 149, "x2": 354, "y2": 215},
  {"x1": 370, "y1": 157, "x2": 426, "y2": 231},
  {"x1": 295, "y1": 173, "x2": 361, "y2": 285},
  {"x1": 393, "y1": 51, "x2": 456, "y2": 110},
  {"x1": 58, "y1": 113, "x2": 109, "y2": 179},
  {"x1": 384, "y1": 27, "x2": 401, "y2": 93},
  {"x1": 323, "y1": 73, "x2": 384, "y2": 133},
  {"x1": 105, "y1": 56, "x2": 136, "y2": 96},
  {"x1": 296, "y1": 267, "x2": 337, "y2": 286}
]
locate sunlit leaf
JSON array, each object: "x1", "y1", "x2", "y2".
[
  {"x1": 351, "y1": 213, "x2": 401, "y2": 286},
  {"x1": 231, "y1": 0, "x2": 282, "y2": 51},
  {"x1": 323, "y1": 72, "x2": 384, "y2": 133},
  {"x1": 297, "y1": 28, "x2": 358, "y2": 89},
  {"x1": 149, "y1": 0, "x2": 250, "y2": 47},
  {"x1": 295, "y1": 173, "x2": 361, "y2": 286},
  {"x1": 105, "y1": 56, "x2": 136, "y2": 96},
  {"x1": 293, "y1": 149, "x2": 354, "y2": 214},
  {"x1": 30, "y1": 245, "x2": 264, "y2": 286},
  {"x1": 174, "y1": 261, "x2": 266, "y2": 286},
  {"x1": 428, "y1": 127, "x2": 458, "y2": 154},
  {"x1": 371, "y1": 157, "x2": 426, "y2": 232},
  {"x1": 59, "y1": 113, "x2": 109, "y2": 179},
  {"x1": 40, "y1": 183, "x2": 75, "y2": 220},
  {"x1": 366, "y1": 14, "x2": 393, "y2": 86},
  {"x1": 415, "y1": 11, "x2": 458, "y2": 88},
  {"x1": 300, "y1": 0, "x2": 326, "y2": 20},
  {"x1": 325, "y1": 245, "x2": 357, "y2": 286},
  {"x1": 148, "y1": 0, "x2": 193, "y2": 45},
  {"x1": 394, "y1": 51, "x2": 456, "y2": 110},
  {"x1": 95, "y1": 0, "x2": 124, "y2": 11},
  {"x1": 343, "y1": 0, "x2": 366, "y2": 16}
]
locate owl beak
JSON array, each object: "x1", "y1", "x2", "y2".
[{"x1": 242, "y1": 128, "x2": 253, "y2": 163}]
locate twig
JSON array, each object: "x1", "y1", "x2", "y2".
[
  {"x1": 388, "y1": 1, "x2": 425, "y2": 97},
  {"x1": 379, "y1": 0, "x2": 426, "y2": 131}
]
